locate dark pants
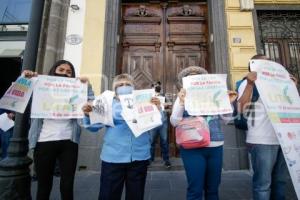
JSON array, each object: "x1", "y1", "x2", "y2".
[
  {"x1": 34, "y1": 140, "x2": 78, "y2": 200},
  {"x1": 99, "y1": 160, "x2": 148, "y2": 200},
  {"x1": 0, "y1": 128, "x2": 13, "y2": 159},
  {"x1": 150, "y1": 119, "x2": 169, "y2": 161},
  {"x1": 180, "y1": 146, "x2": 223, "y2": 200}
]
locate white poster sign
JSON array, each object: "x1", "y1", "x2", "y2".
[
  {"x1": 251, "y1": 59, "x2": 300, "y2": 198},
  {"x1": 0, "y1": 76, "x2": 37, "y2": 113},
  {"x1": 89, "y1": 90, "x2": 115, "y2": 126},
  {"x1": 183, "y1": 74, "x2": 233, "y2": 116},
  {"x1": 119, "y1": 89, "x2": 162, "y2": 137},
  {"x1": 0, "y1": 113, "x2": 14, "y2": 132},
  {"x1": 31, "y1": 75, "x2": 88, "y2": 119}
]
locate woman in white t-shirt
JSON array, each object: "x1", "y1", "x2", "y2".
[{"x1": 24, "y1": 60, "x2": 94, "y2": 200}]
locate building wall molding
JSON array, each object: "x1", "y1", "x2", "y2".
[{"x1": 255, "y1": 4, "x2": 300, "y2": 10}]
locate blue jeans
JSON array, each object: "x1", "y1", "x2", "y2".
[
  {"x1": 1, "y1": 128, "x2": 13, "y2": 159},
  {"x1": 249, "y1": 144, "x2": 288, "y2": 200},
  {"x1": 150, "y1": 117, "x2": 169, "y2": 161},
  {"x1": 180, "y1": 146, "x2": 223, "y2": 200}
]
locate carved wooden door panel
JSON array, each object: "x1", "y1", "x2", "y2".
[
  {"x1": 120, "y1": 2, "x2": 209, "y2": 157},
  {"x1": 121, "y1": 4, "x2": 163, "y2": 89}
]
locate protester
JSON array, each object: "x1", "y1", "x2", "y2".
[
  {"x1": 82, "y1": 73, "x2": 162, "y2": 200},
  {"x1": 170, "y1": 66, "x2": 237, "y2": 200},
  {"x1": 149, "y1": 81, "x2": 171, "y2": 168},
  {"x1": 0, "y1": 109, "x2": 14, "y2": 159},
  {"x1": 24, "y1": 60, "x2": 94, "y2": 200},
  {"x1": 237, "y1": 54, "x2": 297, "y2": 200}
]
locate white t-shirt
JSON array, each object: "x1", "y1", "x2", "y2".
[
  {"x1": 38, "y1": 119, "x2": 73, "y2": 142},
  {"x1": 237, "y1": 80, "x2": 279, "y2": 145}
]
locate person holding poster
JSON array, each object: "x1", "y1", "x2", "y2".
[
  {"x1": 170, "y1": 66, "x2": 237, "y2": 200},
  {"x1": 149, "y1": 81, "x2": 171, "y2": 168},
  {"x1": 82, "y1": 74, "x2": 162, "y2": 200},
  {"x1": 237, "y1": 54, "x2": 297, "y2": 200},
  {"x1": 25, "y1": 60, "x2": 94, "y2": 200}
]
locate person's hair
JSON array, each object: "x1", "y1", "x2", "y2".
[
  {"x1": 176, "y1": 66, "x2": 208, "y2": 89},
  {"x1": 151, "y1": 81, "x2": 161, "y2": 88},
  {"x1": 112, "y1": 73, "x2": 134, "y2": 90},
  {"x1": 248, "y1": 54, "x2": 269, "y2": 71},
  {"x1": 48, "y1": 60, "x2": 76, "y2": 78},
  {"x1": 250, "y1": 54, "x2": 268, "y2": 60}
]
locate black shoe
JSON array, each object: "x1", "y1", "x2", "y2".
[{"x1": 164, "y1": 160, "x2": 171, "y2": 169}]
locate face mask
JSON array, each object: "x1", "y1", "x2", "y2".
[
  {"x1": 116, "y1": 85, "x2": 134, "y2": 95},
  {"x1": 155, "y1": 86, "x2": 161, "y2": 93},
  {"x1": 54, "y1": 72, "x2": 70, "y2": 78}
]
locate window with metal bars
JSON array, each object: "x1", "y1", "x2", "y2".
[{"x1": 257, "y1": 11, "x2": 300, "y2": 88}]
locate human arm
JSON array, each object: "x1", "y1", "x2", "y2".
[
  {"x1": 81, "y1": 102, "x2": 105, "y2": 132},
  {"x1": 237, "y1": 72, "x2": 256, "y2": 113},
  {"x1": 22, "y1": 70, "x2": 38, "y2": 78},
  {"x1": 170, "y1": 89, "x2": 186, "y2": 127}
]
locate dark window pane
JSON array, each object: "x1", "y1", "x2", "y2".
[
  {"x1": 264, "y1": 42, "x2": 281, "y2": 63},
  {"x1": 0, "y1": 0, "x2": 32, "y2": 24}
]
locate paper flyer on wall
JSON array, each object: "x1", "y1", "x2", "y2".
[
  {"x1": 89, "y1": 90, "x2": 115, "y2": 127},
  {"x1": 250, "y1": 59, "x2": 300, "y2": 198},
  {"x1": 182, "y1": 74, "x2": 233, "y2": 116},
  {"x1": 0, "y1": 113, "x2": 14, "y2": 132},
  {"x1": 31, "y1": 75, "x2": 88, "y2": 119},
  {"x1": 0, "y1": 76, "x2": 37, "y2": 113}
]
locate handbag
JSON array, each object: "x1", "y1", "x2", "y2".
[{"x1": 175, "y1": 116, "x2": 210, "y2": 149}]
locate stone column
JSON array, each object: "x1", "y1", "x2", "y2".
[
  {"x1": 36, "y1": 0, "x2": 70, "y2": 74},
  {"x1": 208, "y1": 0, "x2": 230, "y2": 75},
  {"x1": 101, "y1": 0, "x2": 121, "y2": 91},
  {"x1": 0, "y1": 1, "x2": 45, "y2": 199}
]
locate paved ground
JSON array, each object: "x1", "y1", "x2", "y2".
[{"x1": 31, "y1": 168, "x2": 297, "y2": 200}]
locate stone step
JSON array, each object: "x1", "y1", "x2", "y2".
[{"x1": 148, "y1": 158, "x2": 184, "y2": 171}]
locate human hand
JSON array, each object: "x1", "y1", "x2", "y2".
[
  {"x1": 22, "y1": 70, "x2": 38, "y2": 78},
  {"x1": 290, "y1": 74, "x2": 298, "y2": 86},
  {"x1": 178, "y1": 88, "x2": 186, "y2": 105},
  {"x1": 7, "y1": 113, "x2": 15, "y2": 120},
  {"x1": 151, "y1": 97, "x2": 161, "y2": 110},
  {"x1": 82, "y1": 102, "x2": 93, "y2": 115},
  {"x1": 228, "y1": 90, "x2": 238, "y2": 103},
  {"x1": 246, "y1": 72, "x2": 257, "y2": 85},
  {"x1": 78, "y1": 76, "x2": 89, "y2": 83}
]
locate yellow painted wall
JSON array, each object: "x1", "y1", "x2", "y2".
[
  {"x1": 225, "y1": 0, "x2": 300, "y2": 88},
  {"x1": 81, "y1": 0, "x2": 106, "y2": 95},
  {"x1": 225, "y1": 0, "x2": 257, "y2": 88}
]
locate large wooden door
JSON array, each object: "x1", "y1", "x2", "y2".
[{"x1": 120, "y1": 2, "x2": 209, "y2": 156}]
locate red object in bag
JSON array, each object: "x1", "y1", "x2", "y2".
[{"x1": 175, "y1": 117, "x2": 210, "y2": 149}]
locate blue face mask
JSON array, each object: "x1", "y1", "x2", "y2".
[{"x1": 116, "y1": 85, "x2": 134, "y2": 95}]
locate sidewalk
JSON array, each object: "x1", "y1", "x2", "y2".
[{"x1": 31, "y1": 169, "x2": 297, "y2": 200}]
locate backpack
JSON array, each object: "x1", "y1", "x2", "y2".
[
  {"x1": 175, "y1": 116, "x2": 210, "y2": 149},
  {"x1": 233, "y1": 78, "x2": 259, "y2": 130}
]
